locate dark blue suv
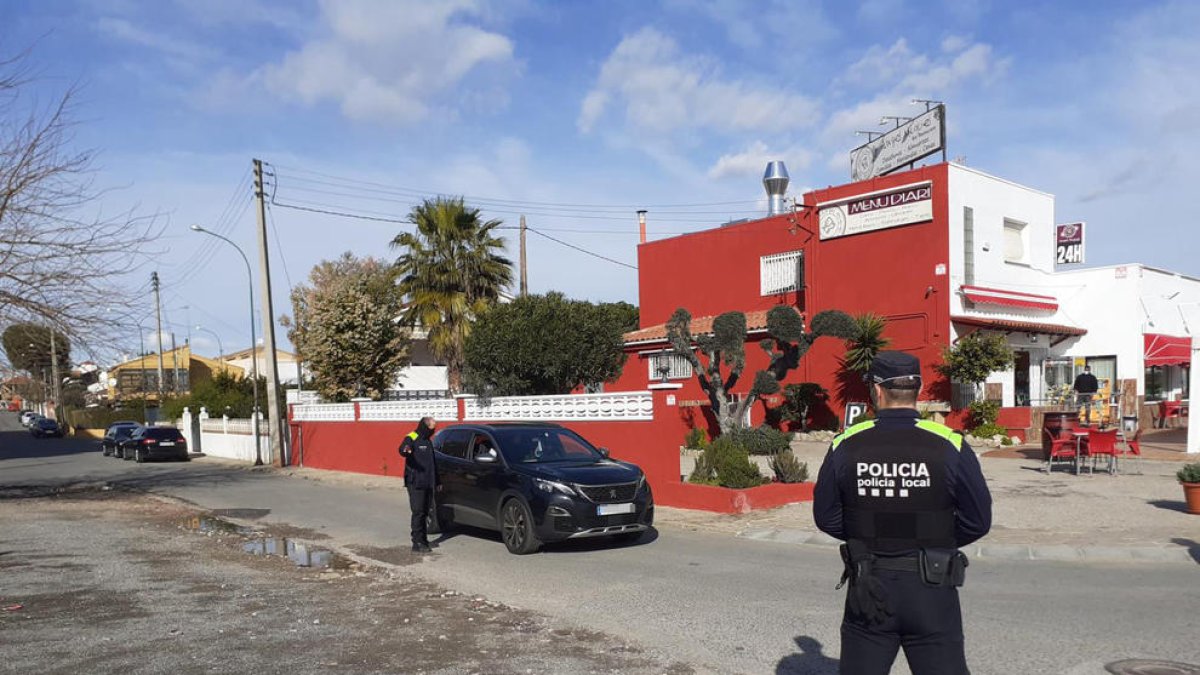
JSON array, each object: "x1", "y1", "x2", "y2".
[{"x1": 431, "y1": 423, "x2": 654, "y2": 554}]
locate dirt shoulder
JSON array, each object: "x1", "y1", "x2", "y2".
[{"x1": 0, "y1": 489, "x2": 692, "y2": 675}]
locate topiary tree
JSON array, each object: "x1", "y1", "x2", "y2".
[
  {"x1": 937, "y1": 332, "x2": 1015, "y2": 403},
  {"x1": 666, "y1": 305, "x2": 855, "y2": 434}
]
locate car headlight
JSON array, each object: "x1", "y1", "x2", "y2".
[
  {"x1": 636, "y1": 473, "x2": 646, "y2": 492},
  {"x1": 534, "y1": 478, "x2": 576, "y2": 496}
]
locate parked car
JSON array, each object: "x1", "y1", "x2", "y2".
[
  {"x1": 430, "y1": 422, "x2": 653, "y2": 554},
  {"x1": 118, "y1": 426, "x2": 190, "y2": 463},
  {"x1": 20, "y1": 411, "x2": 40, "y2": 426},
  {"x1": 101, "y1": 422, "x2": 142, "y2": 457},
  {"x1": 30, "y1": 417, "x2": 64, "y2": 438}
]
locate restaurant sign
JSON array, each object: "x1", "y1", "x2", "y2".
[
  {"x1": 1055, "y1": 222, "x2": 1085, "y2": 265},
  {"x1": 818, "y1": 182, "x2": 933, "y2": 240},
  {"x1": 850, "y1": 105, "x2": 946, "y2": 181}
]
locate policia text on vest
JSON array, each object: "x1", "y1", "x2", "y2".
[{"x1": 813, "y1": 350, "x2": 992, "y2": 674}]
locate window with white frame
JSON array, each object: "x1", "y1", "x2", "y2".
[
  {"x1": 646, "y1": 351, "x2": 693, "y2": 381},
  {"x1": 1003, "y1": 219, "x2": 1027, "y2": 264},
  {"x1": 760, "y1": 250, "x2": 804, "y2": 295}
]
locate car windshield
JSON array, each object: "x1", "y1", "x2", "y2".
[
  {"x1": 145, "y1": 428, "x2": 183, "y2": 440},
  {"x1": 37, "y1": 419, "x2": 57, "y2": 427},
  {"x1": 113, "y1": 426, "x2": 138, "y2": 439},
  {"x1": 493, "y1": 428, "x2": 602, "y2": 464}
]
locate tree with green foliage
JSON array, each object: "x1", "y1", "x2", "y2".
[
  {"x1": 666, "y1": 305, "x2": 855, "y2": 434},
  {"x1": 778, "y1": 382, "x2": 829, "y2": 431},
  {"x1": 1, "y1": 323, "x2": 70, "y2": 383},
  {"x1": 392, "y1": 197, "x2": 513, "y2": 393},
  {"x1": 463, "y1": 292, "x2": 637, "y2": 396},
  {"x1": 161, "y1": 370, "x2": 268, "y2": 420},
  {"x1": 937, "y1": 332, "x2": 1015, "y2": 402},
  {"x1": 282, "y1": 253, "x2": 410, "y2": 401}
]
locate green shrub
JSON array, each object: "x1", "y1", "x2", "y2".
[
  {"x1": 778, "y1": 382, "x2": 828, "y2": 430},
  {"x1": 769, "y1": 449, "x2": 809, "y2": 483},
  {"x1": 1177, "y1": 463, "x2": 1200, "y2": 483},
  {"x1": 725, "y1": 425, "x2": 793, "y2": 456},
  {"x1": 689, "y1": 436, "x2": 765, "y2": 488},
  {"x1": 683, "y1": 426, "x2": 709, "y2": 450},
  {"x1": 971, "y1": 422, "x2": 1008, "y2": 439},
  {"x1": 967, "y1": 400, "x2": 1000, "y2": 429}
]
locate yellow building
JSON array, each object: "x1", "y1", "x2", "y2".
[{"x1": 106, "y1": 346, "x2": 242, "y2": 402}]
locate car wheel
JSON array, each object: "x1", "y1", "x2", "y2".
[
  {"x1": 122, "y1": 447, "x2": 133, "y2": 461},
  {"x1": 135, "y1": 447, "x2": 144, "y2": 463},
  {"x1": 500, "y1": 498, "x2": 540, "y2": 555}
]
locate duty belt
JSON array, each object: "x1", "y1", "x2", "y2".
[{"x1": 871, "y1": 554, "x2": 921, "y2": 573}]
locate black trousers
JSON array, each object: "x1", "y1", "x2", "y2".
[
  {"x1": 840, "y1": 569, "x2": 969, "y2": 675},
  {"x1": 408, "y1": 487, "x2": 433, "y2": 545}
]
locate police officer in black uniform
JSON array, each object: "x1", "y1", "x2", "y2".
[
  {"x1": 399, "y1": 416, "x2": 439, "y2": 553},
  {"x1": 814, "y1": 351, "x2": 992, "y2": 674}
]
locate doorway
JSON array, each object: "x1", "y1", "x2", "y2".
[{"x1": 1014, "y1": 351, "x2": 1031, "y2": 407}]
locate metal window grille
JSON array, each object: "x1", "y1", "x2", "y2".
[
  {"x1": 646, "y1": 352, "x2": 693, "y2": 381},
  {"x1": 760, "y1": 250, "x2": 804, "y2": 295}
]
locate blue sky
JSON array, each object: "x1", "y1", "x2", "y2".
[{"x1": 4, "y1": 0, "x2": 1198, "y2": 360}]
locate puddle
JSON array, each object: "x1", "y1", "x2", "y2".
[
  {"x1": 184, "y1": 516, "x2": 352, "y2": 570},
  {"x1": 185, "y1": 516, "x2": 254, "y2": 536},
  {"x1": 241, "y1": 538, "x2": 353, "y2": 570}
]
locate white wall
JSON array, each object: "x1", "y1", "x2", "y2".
[{"x1": 947, "y1": 163, "x2": 1058, "y2": 317}]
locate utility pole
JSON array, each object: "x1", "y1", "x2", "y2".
[
  {"x1": 49, "y1": 329, "x2": 60, "y2": 417},
  {"x1": 519, "y1": 214, "x2": 528, "y2": 296},
  {"x1": 170, "y1": 332, "x2": 180, "y2": 396},
  {"x1": 151, "y1": 271, "x2": 166, "y2": 412},
  {"x1": 253, "y1": 158, "x2": 286, "y2": 466}
]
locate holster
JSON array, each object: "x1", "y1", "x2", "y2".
[
  {"x1": 837, "y1": 540, "x2": 892, "y2": 625},
  {"x1": 919, "y1": 549, "x2": 968, "y2": 587}
]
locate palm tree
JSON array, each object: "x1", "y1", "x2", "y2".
[
  {"x1": 391, "y1": 197, "x2": 513, "y2": 393},
  {"x1": 843, "y1": 313, "x2": 890, "y2": 374}
]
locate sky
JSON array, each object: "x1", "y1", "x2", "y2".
[{"x1": 3, "y1": 0, "x2": 1199, "y2": 362}]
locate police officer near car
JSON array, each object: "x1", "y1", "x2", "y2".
[
  {"x1": 399, "y1": 416, "x2": 439, "y2": 553},
  {"x1": 814, "y1": 351, "x2": 992, "y2": 674}
]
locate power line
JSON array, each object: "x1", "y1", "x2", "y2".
[
  {"x1": 265, "y1": 203, "x2": 294, "y2": 291},
  {"x1": 526, "y1": 227, "x2": 637, "y2": 271},
  {"x1": 271, "y1": 162, "x2": 763, "y2": 210}
]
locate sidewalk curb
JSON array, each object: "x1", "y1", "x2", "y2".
[{"x1": 736, "y1": 528, "x2": 1198, "y2": 564}]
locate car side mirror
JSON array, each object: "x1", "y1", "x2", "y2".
[
  {"x1": 598, "y1": 447, "x2": 610, "y2": 458},
  {"x1": 476, "y1": 448, "x2": 498, "y2": 463}
]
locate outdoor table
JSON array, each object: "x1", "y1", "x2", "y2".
[{"x1": 1071, "y1": 430, "x2": 1089, "y2": 475}]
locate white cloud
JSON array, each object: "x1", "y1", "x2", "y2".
[
  {"x1": 707, "y1": 141, "x2": 813, "y2": 180},
  {"x1": 669, "y1": 0, "x2": 838, "y2": 51},
  {"x1": 578, "y1": 27, "x2": 820, "y2": 136},
  {"x1": 256, "y1": 0, "x2": 516, "y2": 124},
  {"x1": 96, "y1": 16, "x2": 218, "y2": 65}
]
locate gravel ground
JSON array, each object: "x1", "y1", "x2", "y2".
[{"x1": 0, "y1": 488, "x2": 693, "y2": 675}]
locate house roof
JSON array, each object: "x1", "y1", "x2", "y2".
[
  {"x1": 623, "y1": 309, "x2": 773, "y2": 346},
  {"x1": 220, "y1": 346, "x2": 298, "y2": 361},
  {"x1": 951, "y1": 315, "x2": 1086, "y2": 337}
]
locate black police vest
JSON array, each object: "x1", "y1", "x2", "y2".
[
  {"x1": 404, "y1": 434, "x2": 437, "y2": 487},
  {"x1": 834, "y1": 420, "x2": 958, "y2": 553}
]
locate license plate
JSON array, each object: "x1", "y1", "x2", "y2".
[
  {"x1": 158, "y1": 442, "x2": 175, "y2": 447},
  {"x1": 597, "y1": 503, "x2": 635, "y2": 516}
]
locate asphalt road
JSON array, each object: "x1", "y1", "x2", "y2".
[{"x1": 3, "y1": 413, "x2": 1198, "y2": 674}]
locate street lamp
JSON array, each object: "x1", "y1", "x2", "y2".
[
  {"x1": 193, "y1": 325, "x2": 226, "y2": 371},
  {"x1": 190, "y1": 224, "x2": 263, "y2": 466}
]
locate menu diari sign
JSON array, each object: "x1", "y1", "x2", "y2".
[{"x1": 818, "y1": 182, "x2": 933, "y2": 240}]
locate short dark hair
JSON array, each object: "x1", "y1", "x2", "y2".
[{"x1": 880, "y1": 385, "x2": 918, "y2": 407}]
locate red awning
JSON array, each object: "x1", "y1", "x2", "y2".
[
  {"x1": 1144, "y1": 333, "x2": 1191, "y2": 367},
  {"x1": 960, "y1": 285, "x2": 1058, "y2": 311},
  {"x1": 952, "y1": 316, "x2": 1086, "y2": 337}
]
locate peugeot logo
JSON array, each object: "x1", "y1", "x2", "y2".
[{"x1": 609, "y1": 488, "x2": 618, "y2": 499}]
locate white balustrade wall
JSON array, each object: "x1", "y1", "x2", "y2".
[
  {"x1": 181, "y1": 407, "x2": 271, "y2": 464},
  {"x1": 463, "y1": 391, "x2": 654, "y2": 421},
  {"x1": 292, "y1": 403, "x2": 356, "y2": 422},
  {"x1": 359, "y1": 399, "x2": 457, "y2": 421}
]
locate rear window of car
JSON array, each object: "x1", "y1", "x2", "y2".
[
  {"x1": 37, "y1": 419, "x2": 57, "y2": 427},
  {"x1": 145, "y1": 428, "x2": 184, "y2": 440}
]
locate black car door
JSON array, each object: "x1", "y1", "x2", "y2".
[
  {"x1": 463, "y1": 432, "x2": 507, "y2": 528},
  {"x1": 433, "y1": 428, "x2": 473, "y2": 525}
]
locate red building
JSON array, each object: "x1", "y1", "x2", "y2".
[{"x1": 608, "y1": 162, "x2": 1000, "y2": 432}]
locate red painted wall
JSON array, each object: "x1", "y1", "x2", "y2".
[{"x1": 623, "y1": 164, "x2": 954, "y2": 421}]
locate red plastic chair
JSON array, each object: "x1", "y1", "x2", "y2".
[
  {"x1": 1121, "y1": 428, "x2": 1144, "y2": 474},
  {"x1": 1086, "y1": 429, "x2": 1120, "y2": 474},
  {"x1": 1042, "y1": 428, "x2": 1078, "y2": 474}
]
